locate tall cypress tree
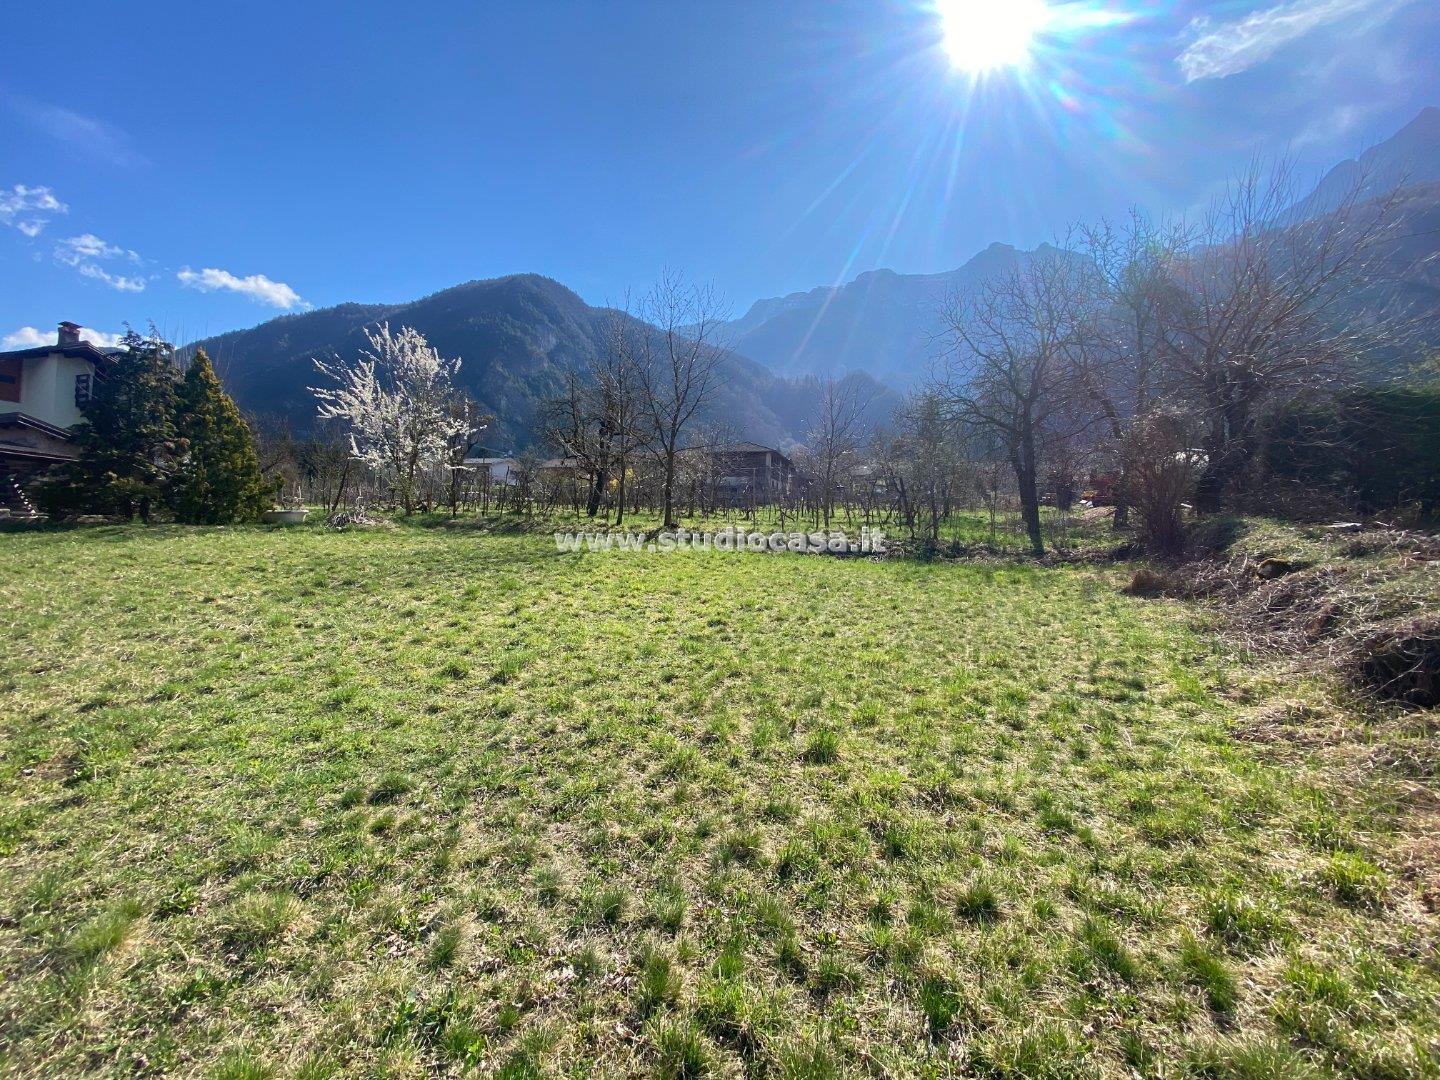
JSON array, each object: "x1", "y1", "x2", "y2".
[
  {"x1": 38, "y1": 329, "x2": 178, "y2": 521},
  {"x1": 170, "y1": 349, "x2": 272, "y2": 524}
]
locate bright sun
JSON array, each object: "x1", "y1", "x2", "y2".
[{"x1": 937, "y1": 0, "x2": 1052, "y2": 74}]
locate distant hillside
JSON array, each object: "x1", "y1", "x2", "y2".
[
  {"x1": 716, "y1": 242, "x2": 1047, "y2": 386},
  {"x1": 1284, "y1": 106, "x2": 1440, "y2": 222},
  {"x1": 1340, "y1": 179, "x2": 1440, "y2": 362},
  {"x1": 190, "y1": 274, "x2": 899, "y2": 448}
]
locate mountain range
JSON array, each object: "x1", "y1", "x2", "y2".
[
  {"x1": 713, "y1": 242, "x2": 1047, "y2": 386},
  {"x1": 193, "y1": 274, "x2": 900, "y2": 449},
  {"x1": 192, "y1": 108, "x2": 1440, "y2": 447}
]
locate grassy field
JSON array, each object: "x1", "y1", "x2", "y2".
[
  {"x1": 472, "y1": 504, "x2": 1118, "y2": 557},
  {"x1": 1, "y1": 522, "x2": 1436, "y2": 1078}
]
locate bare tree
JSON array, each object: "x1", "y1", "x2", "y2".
[
  {"x1": 304, "y1": 418, "x2": 358, "y2": 513},
  {"x1": 888, "y1": 391, "x2": 963, "y2": 546},
  {"x1": 441, "y1": 392, "x2": 487, "y2": 517},
  {"x1": 1153, "y1": 162, "x2": 1406, "y2": 512},
  {"x1": 637, "y1": 270, "x2": 730, "y2": 528},
  {"x1": 807, "y1": 374, "x2": 879, "y2": 528},
  {"x1": 538, "y1": 369, "x2": 611, "y2": 518},
  {"x1": 1065, "y1": 212, "x2": 1186, "y2": 527},
  {"x1": 597, "y1": 309, "x2": 650, "y2": 525},
  {"x1": 538, "y1": 307, "x2": 650, "y2": 524},
  {"x1": 935, "y1": 251, "x2": 1091, "y2": 555}
]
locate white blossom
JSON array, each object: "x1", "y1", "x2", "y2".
[{"x1": 310, "y1": 324, "x2": 470, "y2": 513}]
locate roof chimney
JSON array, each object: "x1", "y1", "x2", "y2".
[{"x1": 58, "y1": 321, "x2": 82, "y2": 346}]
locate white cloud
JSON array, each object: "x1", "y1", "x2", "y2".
[
  {"x1": 50, "y1": 233, "x2": 146, "y2": 291},
  {"x1": 1178, "y1": 0, "x2": 1412, "y2": 81},
  {"x1": 55, "y1": 232, "x2": 140, "y2": 265},
  {"x1": 2, "y1": 326, "x2": 52, "y2": 348},
  {"x1": 3, "y1": 325, "x2": 123, "y2": 349},
  {"x1": 1293, "y1": 103, "x2": 1376, "y2": 146},
  {"x1": 79, "y1": 263, "x2": 146, "y2": 293},
  {"x1": 0, "y1": 183, "x2": 68, "y2": 236},
  {"x1": 177, "y1": 266, "x2": 307, "y2": 309},
  {"x1": 1, "y1": 95, "x2": 150, "y2": 168},
  {"x1": 80, "y1": 327, "x2": 124, "y2": 348}
]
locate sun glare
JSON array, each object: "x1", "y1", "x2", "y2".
[{"x1": 938, "y1": 0, "x2": 1052, "y2": 74}]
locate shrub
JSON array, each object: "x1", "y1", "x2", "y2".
[
  {"x1": 1114, "y1": 410, "x2": 1200, "y2": 558},
  {"x1": 1357, "y1": 616, "x2": 1440, "y2": 708},
  {"x1": 1264, "y1": 387, "x2": 1440, "y2": 521}
]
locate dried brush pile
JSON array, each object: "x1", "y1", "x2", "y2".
[
  {"x1": 323, "y1": 507, "x2": 395, "y2": 530},
  {"x1": 1128, "y1": 524, "x2": 1440, "y2": 707}
]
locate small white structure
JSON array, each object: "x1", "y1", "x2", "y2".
[{"x1": 462, "y1": 445, "x2": 518, "y2": 486}]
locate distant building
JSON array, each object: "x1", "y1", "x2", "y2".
[
  {"x1": 1, "y1": 323, "x2": 119, "y2": 512},
  {"x1": 687, "y1": 441, "x2": 798, "y2": 504},
  {"x1": 462, "y1": 444, "x2": 518, "y2": 485}
]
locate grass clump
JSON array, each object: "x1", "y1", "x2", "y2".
[
  {"x1": 636, "y1": 943, "x2": 682, "y2": 1016},
  {"x1": 64, "y1": 898, "x2": 143, "y2": 965},
  {"x1": 1316, "y1": 852, "x2": 1387, "y2": 908},
  {"x1": 802, "y1": 727, "x2": 840, "y2": 764},
  {"x1": 1185, "y1": 1036, "x2": 1325, "y2": 1079},
  {"x1": 215, "y1": 891, "x2": 302, "y2": 955},
  {"x1": 647, "y1": 1015, "x2": 712, "y2": 1079},
  {"x1": 1179, "y1": 934, "x2": 1239, "y2": 1013},
  {"x1": 955, "y1": 878, "x2": 1003, "y2": 924},
  {"x1": 1201, "y1": 889, "x2": 1286, "y2": 950}
]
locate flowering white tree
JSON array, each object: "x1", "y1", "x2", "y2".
[{"x1": 310, "y1": 323, "x2": 472, "y2": 514}]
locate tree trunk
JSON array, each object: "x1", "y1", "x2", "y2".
[
  {"x1": 1012, "y1": 439, "x2": 1044, "y2": 556},
  {"x1": 662, "y1": 443, "x2": 677, "y2": 528},
  {"x1": 586, "y1": 468, "x2": 606, "y2": 518},
  {"x1": 1195, "y1": 402, "x2": 1252, "y2": 514},
  {"x1": 330, "y1": 459, "x2": 351, "y2": 514}
]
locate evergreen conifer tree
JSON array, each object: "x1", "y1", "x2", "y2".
[
  {"x1": 37, "y1": 329, "x2": 178, "y2": 521},
  {"x1": 170, "y1": 349, "x2": 272, "y2": 524}
]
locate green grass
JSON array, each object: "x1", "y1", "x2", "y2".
[
  {"x1": 1, "y1": 522, "x2": 1437, "y2": 1077},
  {"x1": 421, "y1": 502, "x2": 1121, "y2": 556}
]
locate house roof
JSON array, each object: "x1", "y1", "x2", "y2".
[
  {"x1": 0, "y1": 340, "x2": 118, "y2": 370},
  {"x1": 465, "y1": 443, "x2": 512, "y2": 459},
  {"x1": 0, "y1": 411, "x2": 75, "y2": 442},
  {"x1": 681, "y1": 441, "x2": 790, "y2": 458},
  {"x1": 715, "y1": 441, "x2": 782, "y2": 454}
]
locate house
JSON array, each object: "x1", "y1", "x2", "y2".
[
  {"x1": 537, "y1": 455, "x2": 586, "y2": 482},
  {"x1": 687, "y1": 441, "x2": 798, "y2": 505},
  {"x1": 1, "y1": 322, "x2": 118, "y2": 512},
  {"x1": 462, "y1": 445, "x2": 518, "y2": 486}
]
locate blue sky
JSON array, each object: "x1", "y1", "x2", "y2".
[{"x1": 3, "y1": 0, "x2": 1438, "y2": 348}]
